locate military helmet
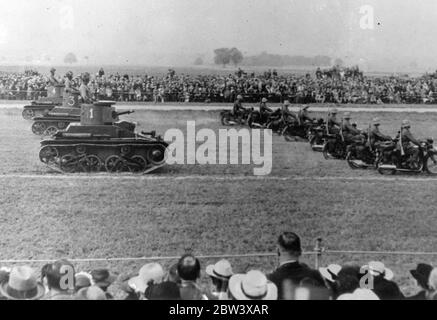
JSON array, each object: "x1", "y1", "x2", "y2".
[
  {"x1": 283, "y1": 100, "x2": 290, "y2": 106},
  {"x1": 66, "y1": 71, "x2": 73, "y2": 78},
  {"x1": 330, "y1": 108, "x2": 338, "y2": 114},
  {"x1": 50, "y1": 67, "x2": 56, "y2": 73},
  {"x1": 343, "y1": 112, "x2": 351, "y2": 119},
  {"x1": 237, "y1": 95, "x2": 243, "y2": 100},
  {"x1": 261, "y1": 98, "x2": 268, "y2": 103},
  {"x1": 372, "y1": 117, "x2": 381, "y2": 126},
  {"x1": 402, "y1": 120, "x2": 411, "y2": 128}
]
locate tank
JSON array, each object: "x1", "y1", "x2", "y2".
[
  {"x1": 22, "y1": 84, "x2": 65, "y2": 120},
  {"x1": 38, "y1": 101, "x2": 169, "y2": 174},
  {"x1": 30, "y1": 92, "x2": 82, "y2": 136}
]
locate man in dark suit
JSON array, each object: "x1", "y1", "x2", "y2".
[{"x1": 267, "y1": 232, "x2": 325, "y2": 300}]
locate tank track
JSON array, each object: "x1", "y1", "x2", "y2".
[{"x1": 39, "y1": 142, "x2": 167, "y2": 174}]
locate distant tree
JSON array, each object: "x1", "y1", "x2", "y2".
[
  {"x1": 214, "y1": 48, "x2": 231, "y2": 67},
  {"x1": 64, "y1": 52, "x2": 78, "y2": 64},
  {"x1": 229, "y1": 47, "x2": 244, "y2": 66},
  {"x1": 334, "y1": 58, "x2": 344, "y2": 67},
  {"x1": 194, "y1": 57, "x2": 204, "y2": 65}
]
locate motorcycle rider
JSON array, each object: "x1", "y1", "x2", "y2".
[
  {"x1": 297, "y1": 105, "x2": 313, "y2": 125},
  {"x1": 259, "y1": 97, "x2": 273, "y2": 124},
  {"x1": 399, "y1": 120, "x2": 421, "y2": 165},
  {"x1": 369, "y1": 117, "x2": 392, "y2": 149},
  {"x1": 327, "y1": 108, "x2": 341, "y2": 134},
  {"x1": 342, "y1": 112, "x2": 365, "y2": 144},
  {"x1": 233, "y1": 95, "x2": 246, "y2": 122},
  {"x1": 281, "y1": 100, "x2": 298, "y2": 125}
]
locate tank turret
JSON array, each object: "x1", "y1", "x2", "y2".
[
  {"x1": 22, "y1": 84, "x2": 65, "y2": 120},
  {"x1": 38, "y1": 101, "x2": 168, "y2": 174}
]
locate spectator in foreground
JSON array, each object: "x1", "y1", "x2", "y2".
[
  {"x1": 427, "y1": 268, "x2": 437, "y2": 300},
  {"x1": 205, "y1": 259, "x2": 233, "y2": 300},
  {"x1": 125, "y1": 263, "x2": 165, "y2": 300},
  {"x1": 41, "y1": 259, "x2": 76, "y2": 300},
  {"x1": 406, "y1": 263, "x2": 434, "y2": 300},
  {"x1": 363, "y1": 261, "x2": 404, "y2": 300},
  {"x1": 145, "y1": 281, "x2": 181, "y2": 300},
  {"x1": 90, "y1": 268, "x2": 116, "y2": 299},
  {"x1": 74, "y1": 272, "x2": 92, "y2": 292},
  {"x1": 0, "y1": 266, "x2": 45, "y2": 300},
  {"x1": 76, "y1": 285, "x2": 107, "y2": 300},
  {"x1": 177, "y1": 254, "x2": 208, "y2": 300},
  {"x1": 267, "y1": 232, "x2": 324, "y2": 300},
  {"x1": 229, "y1": 270, "x2": 277, "y2": 300}
]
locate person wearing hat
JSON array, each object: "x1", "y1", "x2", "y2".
[
  {"x1": 125, "y1": 263, "x2": 165, "y2": 300},
  {"x1": 369, "y1": 117, "x2": 392, "y2": 149},
  {"x1": 90, "y1": 269, "x2": 116, "y2": 299},
  {"x1": 267, "y1": 232, "x2": 324, "y2": 300},
  {"x1": 259, "y1": 97, "x2": 273, "y2": 124},
  {"x1": 177, "y1": 254, "x2": 208, "y2": 300},
  {"x1": 341, "y1": 112, "x2": 365, "y2": 145},
  {"x1": 74, "y1": 272, "x2": 92, "y2": 292},
  {"x1": 327, "y1": 108, "x2": 341, "y2": 134},
  {"x1": 399, "y1": 120, "x2": 422, "y2": 166},
  {"x1": 297, "y1": 105, "x2": 313, "y2": 125},
  {"x1": 48, "y1": 67, "x2": 60, "y2": 86},
  {"x1": 79, "y1": 72, "x2": 93, "y2": 104},
  {"x1": 0, "y1": 266, "x2": 45, "y2": 300},
  {"x1": 280, "y1": 100, "x2": 298, "y2": 125},
  {"x1": 41, "y1": 259, "x2": 76, "y2": 300},
  {"x1": 362, "y1": 261, "x2": 404, "y2": 300},
  {"x1": 64, "y1": 71, "x2": 79, "y2": 94},
  {"x1": 205, "y1": 259, "x2": 233, "y2": 300},
  {"x1": 232, "y1": 94, "x2": 246, "y2": 122},
  {"x1": 406, "y1": 263, "x2": 434, "y2": 300},
  {"x1": 229, "y1": 270, "x2": 277, "y2": 300}
]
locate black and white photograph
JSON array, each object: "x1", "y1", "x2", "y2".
[{"x1": 0, "y1": 0, "x2": 436, "y2": 308}]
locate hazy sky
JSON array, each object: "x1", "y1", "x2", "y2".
[{"x1": 0, "y1": 0, "x2": 436, "y2": 70}]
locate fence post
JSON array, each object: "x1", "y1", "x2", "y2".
[{"x1": 314, "y1": 238, "x2": 324, "y2": 269}]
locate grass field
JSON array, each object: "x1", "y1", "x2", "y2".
[{"x1": 0, "y1": 106, "x2": 436, "y2": 297}]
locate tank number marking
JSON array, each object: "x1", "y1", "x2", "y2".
[{"x1": 68, "y1": 96, "x2": 75, "y2": 106}]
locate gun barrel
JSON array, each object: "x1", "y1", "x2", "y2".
[{"x1": 115, "y1": 110, "x2": 134, "y2": 117}]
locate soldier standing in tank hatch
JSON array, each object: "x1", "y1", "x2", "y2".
[
  {"x1": 48, "y1": 68, "x2": 61, "y2": 86},
  {"x1": 64, "y1": 71, "x2": 79, "y2": 95},
  {"x1": 79, "y1": 72, "x2": 93, "y2": 104}
]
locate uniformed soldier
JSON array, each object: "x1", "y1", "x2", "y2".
[
  {"x1": 259, "y1": 98, "x2": 273, "y2": 123},
  {"x1": 341, "y1": 112, "x2": 365, "y2": 144},
  {"x1": 280, "y1": 100, "x2": 298, "y2": 124},
  {"x1": 79, "y1": 72, "x2": 93, "y2": 104},
  {"x1": 399, "y1": 120, "x2": 421, "y2": 162},
  {"x1": 327, "y1": 108, "x2": 341, "y2": 134},
  {"x1": 297, "y1": 105, "x2": 313, "y2": 125},
  {"x1": 232, "y1": 95, "x2": 246, "y2": 120},
  {"x1": 369, "y1": 117, "x2": 392, "y2": 148},
  {"x1": 64, "y1": 71, "x2": 79, "y2": 95},
  {"x1": 48, "y1": 68, "x2": 60, "y2": 86}
]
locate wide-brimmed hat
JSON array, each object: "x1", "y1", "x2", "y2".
[
  {"x1": 261, "y1": 98, "x2": 268, "y2": 103},
  {"x1": 128, "y1": 263, "x2": 165, "y2": 293},
  {"x1": 75, "y1": 286, "x2": 107, "y2": 300},
  {"x1": 0, "y1": 266, "x2": 45, "y2": 300},
  {"x1": 372, "y1": 117, "x2": 381, "y2": 126},
  {"x1": 410, "y1": 263, "x2": 433, "y2": 289},
  {"x1": 75, "y1": 272, "x2": 92, "y2": 290},
  {"x1": 363, "y1": 261, "x2": 394, "y2": 280},
  {"x1": 90, "y1": 269, "x2": 116, "y2": 288},
  {"x1": 236, "y1": 95, "x2": 243, "y2": 100},
  {"x1": 319, "y1": 264, "x2": 342, "y2": 282},
  {"x1": 283, "y1": 100, "x2": 290, "y2": 106},
  {"x1": 228, "y1": 270, "x2": 277, "y2": 300},
  {"x1": 330, "y1": 108, "x2": 338, "y2": 114},
  {"x1": 206, "y1": 259, "x2": 233, "y2": 281},
  {"x1": 343, "y1": 112, "x2": 351, "y2": 119},
  {"x1": 337, "y1": 288, "x2": 380, "y2": 300}
]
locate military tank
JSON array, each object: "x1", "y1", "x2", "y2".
[
  {"x1": 30, "y1": 92, "x2": 83, "y2": 136},
  {"x1": 22, "y1": 85, "x2": 64, "y2": 120},
  {"x1": 38, "y1": 101, "x2": 168, "y2": 174}
]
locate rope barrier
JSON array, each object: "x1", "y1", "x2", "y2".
[{"x1": 0, "y1": 249, "x2": 436, "y2": 265}]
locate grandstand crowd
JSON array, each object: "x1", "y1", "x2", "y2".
[
  {"x1": 0, "y1": 232, "x2": 435, "y2": 300},
  {"x1": 3, "y1": 67, "x2": 437, "y2": 104}
]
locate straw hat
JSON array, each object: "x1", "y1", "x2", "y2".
[{"x1": 228, "y1": 270, "x2": 277, "y2": 300}]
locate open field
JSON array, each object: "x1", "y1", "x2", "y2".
[{"x1": 0, "y1": 106, "x2": 436, "y2": 297}]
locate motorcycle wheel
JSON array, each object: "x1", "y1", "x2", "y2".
[
  {"x1": 346, "y1": 152, "x2": 360, "y2": 170},
  {"x1": 284, "y1": 131, "x2": 296, "y2": 142},
  {"x1": 322, "y1": 142, "x2": 333, "y2": 160},
  {"x1": 425, "y1": 156, "x2": 437, "y2": 174},
  {"x1": 376, "y1": 159, "x2": 396, "y2": 175}
]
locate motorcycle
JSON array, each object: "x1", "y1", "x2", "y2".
[
  {"x1": 376, "y1": 138, "x2": 437, "y2": 175},
  {"x1": 308, "y1": 120, "x2": 327, "y2": 152},
  {"x1": 345, "y1": 142, "x2": 378, "y2": 169},
  {"x1": 220, "y1": 108, "x2": 252, "y2": 126},
  {"x1": 322, "y1": 133, "x2": 350, "y2": 160}
]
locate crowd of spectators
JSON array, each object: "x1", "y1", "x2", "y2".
[
  {"x1": 0, "y1": 232, "x2": 435, "y2": 300},
  {"x1": 4, "y1": 67, "x2": 437, "y2": 104}
]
